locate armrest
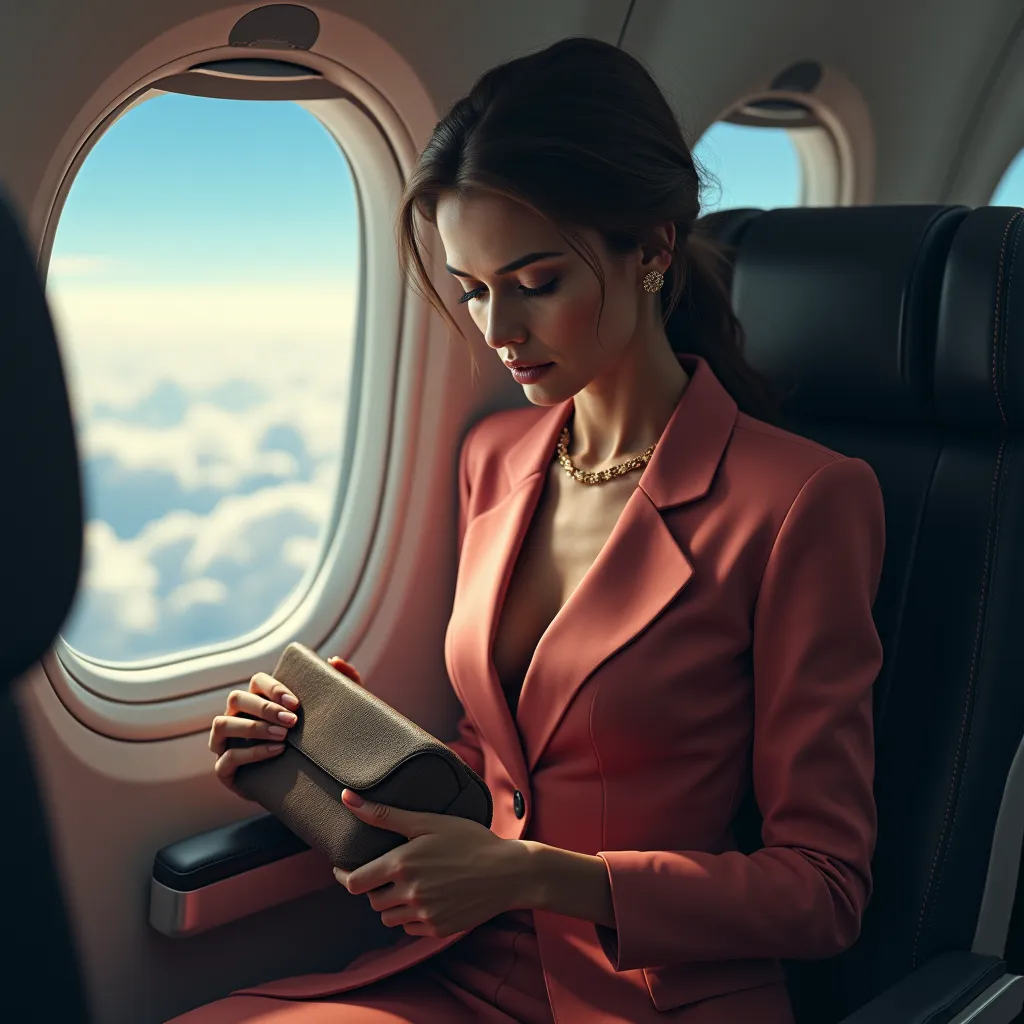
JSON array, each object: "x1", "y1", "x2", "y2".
[
  {"x1": 153, "y1": 813, "x2": 308, "y2": 890},
  {"x1": 839, "y1": 952, "x2": 1022, "y2": 1024},
  {"x1": 150, "y1": 814, "x2": 335, "y2": 937}
]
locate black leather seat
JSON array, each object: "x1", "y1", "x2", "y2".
[
  {"x1": 697, "y1": 204, "x2": 1024, "y2": 1023},
  {"x1": 0, "y1": 192, "x2": 89, "y2": 1020}
]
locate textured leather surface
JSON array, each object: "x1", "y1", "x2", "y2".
[
  {"x1": 234, "y1": 643, "x2": 492, "y2": 870},
  {"x1": 837, "y1": 952, "x2": 1005, "y2": 1024},
  {"x1": 732, "y1": 205, "x2": 969, "y2": 423},
  {"x1": 700, "y1": 205, "x2": 1024, "y2": 1023},
  {"x1": 153, "y1": 813, "x2": 308, "y2": 891},
  {"x1": 1, "y1": 192, "x2": 90, "y2": 1019},
  {"x1": 935, "y1": 206, "x2": 1024, "y2": 427}
]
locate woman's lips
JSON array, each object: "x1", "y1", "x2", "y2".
[{"x1": 508, "y1": 362, "x2": 554, "y2": 384}]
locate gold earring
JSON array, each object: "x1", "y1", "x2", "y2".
[{"x1": 642, "y1": 270, "x2": 664, "y2": 293}]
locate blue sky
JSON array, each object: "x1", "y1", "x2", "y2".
[
  {"x1": 693, "y1": 122, "x2": 802, "y2": 212},
  {"x1": 52, "y1": 94, "x2": 358, "y2": 286},
  {"x1": 46, "y1": 94, "x2": 1023, "y2": 663},
  {"x1": 992, "y1": 148, "x2": 1024, "y2": 205}
]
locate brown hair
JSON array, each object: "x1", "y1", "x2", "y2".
[{"x1": 396, "y1": 36, "x2": 777, "y2": 422}]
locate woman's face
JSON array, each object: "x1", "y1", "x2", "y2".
[{"x1": 435, "y1": 191, "x2": 653, "y2": 405}]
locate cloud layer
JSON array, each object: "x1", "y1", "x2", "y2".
[{"x1": 57, "y1": 321, "x2": 354, "y2": 663}]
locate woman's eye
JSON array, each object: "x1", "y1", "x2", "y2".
[
  {"x1": 457, "y1": 278, "x2": 558, "y2": 304},
  {"x1": 519, "y1": 278, "x2": 558, "y2": 298}
]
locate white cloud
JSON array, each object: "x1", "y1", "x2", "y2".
[
  {"x1": 183, "y1": 479, "x2": 330, "y2": 577},
  {"x1": 64, "y1": 477, "x2": 334, "y2": 661},
  {"x1": 81, "y1": 519, "x2": 158, "y2": 592},
  {"x1": 47, "y1": 282, "x2": 357, "y2": 358},
  {"x1": 283, "y1": 534, "x2": 320, "y2": 570},
  {"x1": 79, "y1": 520, "x2": 160, "y2": 632},
  {"x1": 166, "y1": 578, "x2": 229, "y2": 615},
  {"x1": 83, "y1": 403, "x2": 303, "y2": 490},
  {"x1": 49, "y1": 278, "x2": 359, "y2": 661}
]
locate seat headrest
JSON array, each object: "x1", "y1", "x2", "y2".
[
  {"x1": 935, "y1": 206, "x2": 1024, "y2": 429},
  {"x1": 0, "y1": 194, "x2": 82, "y2": 683},
  {"x1": 693, "y1": 208, "x2": 764, "y2": 251},
  {"x1": 726, "y1": 205, "x2": 968, "y2": 423}
]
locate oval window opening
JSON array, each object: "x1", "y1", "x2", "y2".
[{"x1": 47, "y1": 92, "x2": 360, "y2": 664}]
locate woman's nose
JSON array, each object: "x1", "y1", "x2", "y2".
[{"x1": 483, "y1": 299, "x2": 525, "y2": 350}]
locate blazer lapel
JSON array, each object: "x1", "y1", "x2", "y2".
[
  {"x1": 447, "y1": 355, "x2": 738, "y2": 782},
  {"x1": 446, "y1": 402, "x2": 572, "y2": 789},
  {"x1": 517, "y1": 355, "x2": 739, "y2": 773},
  {"x1": 517, "y1": 488, "x2": 693, "y2": 773}
]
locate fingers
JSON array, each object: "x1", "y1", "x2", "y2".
[
  {"x1": 226, "y1": 687, "x2": 298, "y2": 727},
  {"x1": 213, "y1": 743, "x2": 285, "y2": 790},
  {"x1": 208, "y1": 713, "x2": 291, "y2": 756},
  {"x1": 365, "y1": 883, "x2": 403, "y2": 913},
  {"x1": 209, "y1": 673, "x2": 300, "y2": 762},
  {"x1": 328, "y1": 656, "x2": 363, "y2": 687},
  {"x1": 248, "y1": 671, "x2": 299, "y2": 710}
]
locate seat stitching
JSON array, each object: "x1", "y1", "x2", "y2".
[
  {"x1": 990, "y1": 211, "x2": 1023, "y2": 428},
  {"x1": 1000, "y1": 213, "x2": 1023, "y2": 421},
  {"x1": 874, "y1": 446, "x2": 943, "y2": 727},
  {"x1": 912, "y1": 210, "x2": 1019, "y2": 965},
  {"x1": 911, "y1": 439, "x2": 1005, "y2": 967},
  {"x1": 926, "y1": 440, "x2": 1009, "y2": 952}
]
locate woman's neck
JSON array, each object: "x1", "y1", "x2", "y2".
[{"x1": 569, "y1": 331, "x2": 689, "y2": 468}]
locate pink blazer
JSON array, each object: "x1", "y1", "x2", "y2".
[{"x1": 234, "y1": 354, "x2": 885, "y2": 1019}]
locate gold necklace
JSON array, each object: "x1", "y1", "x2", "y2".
[{"x1": 554, "y1": 425, "x2": 657, "y2": 485}]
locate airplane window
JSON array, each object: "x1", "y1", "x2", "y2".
[
  {"x1": 991, "y1": 149, "x2": 1024, "y2": 206},
  {"x1": 693, "y1": 121, "x2": 803, "y2": 213},
  {"x1": 46, "y1": 93, "x2": 358, "y2": 664}
]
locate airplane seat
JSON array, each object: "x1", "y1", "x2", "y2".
[
  {"x1": 697, "y1": 203, "x2": 1024, "y2": 1024},
  {"x1": 0, "y1": 191, "x2": 89, "y2": 1018}
]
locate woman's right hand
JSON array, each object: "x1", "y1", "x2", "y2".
[{"x1": 209, "y1": 655, "x2": 362, "y2": 798}]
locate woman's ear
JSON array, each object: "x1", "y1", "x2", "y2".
[{"x1": 639, "y1": 222, "x2": 676, "y2": 276}]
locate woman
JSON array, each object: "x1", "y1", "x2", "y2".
[{"x1": 176, "y1": 36, "x2": 884, "y2": 1024}]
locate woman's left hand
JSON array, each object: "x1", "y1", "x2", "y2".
[{"x1": 334, "y1": 788, "x2": 533, "y2": 937}]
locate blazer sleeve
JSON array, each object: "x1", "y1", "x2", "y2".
[
  {"x1": 444, "y1": 423, "x2": 486, "y2": 777},
  {"x1": 595, "y1": 456, "x2": 885, "y2": 969}
]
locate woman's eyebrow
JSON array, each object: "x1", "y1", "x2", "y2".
[{"x1": 445, "y1": 250, "x2": 564, "y2": 277}]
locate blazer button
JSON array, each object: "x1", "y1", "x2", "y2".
[{"x1": 513, "y1": 790, "x2": 525, "y2": 819}]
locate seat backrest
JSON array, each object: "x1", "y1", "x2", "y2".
[
  {"x1": 698, "y1": 204, "x2": 1024, "y2": 1021},
  {"x1": 1, "y1": 191, "x2": 89, "y2": 1020}
]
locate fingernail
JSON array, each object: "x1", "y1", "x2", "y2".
[
  {"x1": 277, "y1": 710, "x2": 297, "y2": 725},
  {"x1": 280, "y1": 694, "x2": 298, "y2": 709},
  {"x1": 343, "y1": 789, "x2": 364, "y2": 807},
  {"x1": 266, "y1": 743, "x2": 285, "y2": 754},
  {"x1": 267, "y1": 725, "x2": 287, "y2": 738}
]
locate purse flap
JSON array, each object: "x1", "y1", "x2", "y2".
[{"x1": 273, "y1": 643, "x2": 456, "y2": 791}]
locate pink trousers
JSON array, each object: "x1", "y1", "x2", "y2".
[{"x1": 168, "y1": 910, "x2": 794, "y2": 1023}]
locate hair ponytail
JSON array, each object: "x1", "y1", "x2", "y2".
[{"x1": 664, "y1": 231, "x2": 779, "y2": 423}]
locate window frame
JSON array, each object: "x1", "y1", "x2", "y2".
[
  {"x1": 40, "y1": 45, "x2": 430, "y2": 733},
  {"x1": 700, "y1": 62, "x2": 874, "y2": 210}
]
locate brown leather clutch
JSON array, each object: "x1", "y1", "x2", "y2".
[{"x1": 232, "y1": 642, "x2": 492, "y2": 870}]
